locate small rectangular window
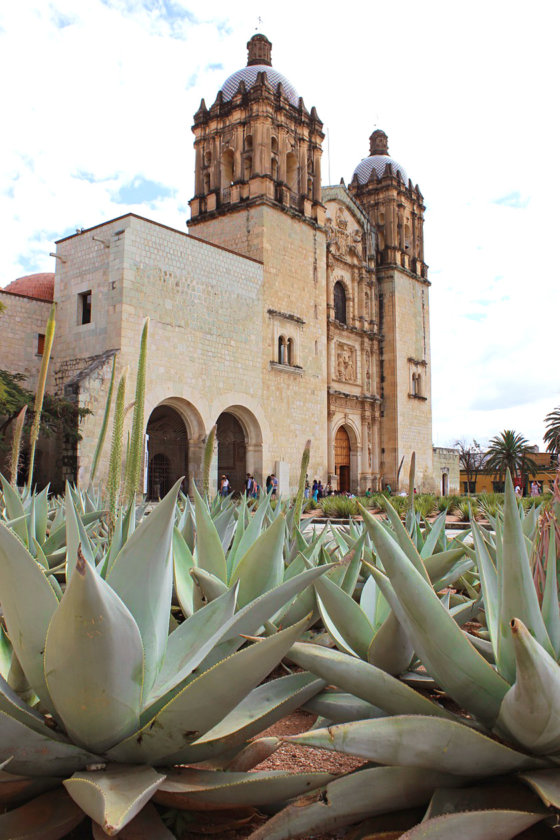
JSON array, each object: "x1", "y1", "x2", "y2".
[
  {"x1": 79, "y1": 291, "x2": 92, "y2": 325},
  {"x1": 37, "y1": 333, "x2": 45, "y2": 355}
]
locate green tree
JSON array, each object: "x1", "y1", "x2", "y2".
[
  {"x1": 485, "y1": 430, "x2": 539, "y2": 482},
  {"x1": 454, "y1": 439, "x2": 486, "y2": 495},
  {"x1": 0, "y1": 368, "x2": 89, "y2": 458},
  {"x1": 544, "y1": 407, "x2": 560, "y2": 455}
]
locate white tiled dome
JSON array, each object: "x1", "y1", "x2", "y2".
[
  {"x1": 220, "y1": 65, "x2": 299, "y2": 107},
  {"x1": 353, "y1": 156, "x2": 408, "y2": 185}
]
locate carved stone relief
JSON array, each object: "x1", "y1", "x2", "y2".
[{"x1": 336, "y1": 342, "x2": 357, "y2": 383}]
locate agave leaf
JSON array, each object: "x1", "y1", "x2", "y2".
[
  {"x1": 303, "y1": 689, "x2": 385, "y2": 723},
  {"x1": 212, "y1": 505, "x2": 237, "y2": 555},
  {"x1": 286, "y1": 644, "x2": 452, "y2": 719},
  {"x1": 198, "y1": 564, "x2": 334, "y2": 669},
  {"x1": 0, "y1": 709, "x2": 100, "y2": 776},
  {"x1": 367, "y1": 609, "x2": 414, "y2": 675},
  {"x1": 541, "y1": 528, "x2": 560, "y2": 657},
  {"x1": 44, "y1": 551, "x2": 144, "y2": 754},
  {"x1": 0, "y1": 770, "x2": 60, "y2": 810},
  {"x1": 164, "y1": 672, "x2": 324, "y2": 764},
  {"x1": 340, "y1": 537, "x2": 366, "y2": 595},
  {"x1": 424, "y1": 548, "x2": 467, "y2": 584},
  {"x1": 65, "y1": 484, "x2": 95, "y2": 582},
  {"x1": 191, "y1": 567, "x2": 229, "y2": 603},
  {"x1": 223, "y1": 737, "x2": 281, "y2": 772},
  {"x1": 42, "y1": 511, "x2": 105, "y2": 556},
  {"x1": 365, "y1": 518, "x2": 509, "y2": 725},
  {"x1": 108, "y1": 616, "x2": 311, "y2": 764},
  {"x1": 227, "y1": 497, "x2": 269, "y2": 576},
  {"x1": 399, "y1": 810, "x2": 544, "y2": 840},
  {"x1": 363, "y1": 502, "x2": 430, "y2": 584},
  {"x1": 360, "y1": 573, "x2": 391, "y2": 630},
  {"x1": 420, "y1": 511, "x2": 447, "y2": 559},
  {"x1": 193, "y1": 482, "x2": 227, "y2": 583},
  {"x1": 0, "y1": 523, "x2": 58, "y2": 710},
  {"x1": 497, "y1": 472, "x2": 553, "y2": 681},
  {"x1": 92, "y1": 802, "x2": 175, "y2": 839},
  {"x1": 153, "y1": 767, "x2": 333, "y2": 811},
  {"x1": 286, "y1": 715, "x2": 545, "y2": 776},
  {"x1": 107, "y1": 480, "x2": 180, "y2": 697},
  {"x1": 0, "y1": 787, "x2": 85, "y2": 840},
  {"x1": 314, "y1": 574, "x2": 374, "y2": 659},
  {"x1": 496, "y1": 618, "x2": 560, "y2": 754},
  {"x1": 245, "y1": 767, "x2": 468, "y2": 840},
  {"x1": 519, "y1": 768, "x2": 560, "y2": 808},
  {"x1": 0, "y1": 475, "x2": 28, "y2": 544},
  {"x1": 230, "y1": 515, "x2": 286, "y2": 608},
  {"x1": 425, "y1": 780, "x2": 546, "y2": 820},
  {"x1": 64, "y1": 764, "x2": 165, "y2": 837},
  {"x1": 0, "y1": 671, "x2": 51, "y2": 735},
  {"x1": 146, "y1": 584, "x2": 238, "y2": 708},
  {"x1": 471, "y1": 519, "x2": 499, "y2": 656},
  {"x1": 0, "y1": 625, "x2": 12, "y2": 680}
]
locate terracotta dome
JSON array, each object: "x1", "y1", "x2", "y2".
[{"x1": 3, "y1": 273, "x2": 55, "y2": 302}]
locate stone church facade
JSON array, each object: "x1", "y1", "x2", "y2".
[{"x1": 0, "y1": 34, "x2": 457, "y2": 496}]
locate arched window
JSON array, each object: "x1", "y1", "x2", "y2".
[
  {"x1": 221, "y1": 149, "x2": 234, "y2": 186},
  {"x1": 404, "y1": 224, "x2": 412, "y2": 251},
  {"x1": 271, "y1": 157, "x2": 279, "y2": 180},
  {"x1": 287, "y1": 337, "x2": 294, "y2": 365},
  {"x1": 278, "y1": 335, "x2": 287, "y2": 364},
  {"x1": 286, "y1": 152, "x2": 298, "y2": 192},
  {"x1": 334, "y1": 281, "x2": 347, "y2": 324},
  {"x1": 244, "y1": 156, "x2": 252, "y2": 181},
  {"x1": 203, "y1": 172, "x2": 210, "y2": 193},
  {"x1": 245, "y1": 134, "x2": 253, "y2": 151},
  {"x1": 204, "y1": 150, "x2": 212, "y2": 166},
  {"x1": 271, "y1": 136, "x2": 278, "y2": 154}
]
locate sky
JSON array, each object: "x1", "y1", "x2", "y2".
[{"x1": 0, "y1": 0, "x2": 558, "y2": 449}]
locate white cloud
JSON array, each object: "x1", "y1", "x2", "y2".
[{"x1": 1, "y1": 0, "x2": 558, "y2": 447}]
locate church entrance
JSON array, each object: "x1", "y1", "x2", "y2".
[
  {"x1": 335, "y1": 426, "x2": 351, "y2": 493},
  {"x1": 146, "y1": 405, "x2": 188, "y2": 499},
  {"x1": 216, "y1": 412, "x2": 246, "y2": 494}
]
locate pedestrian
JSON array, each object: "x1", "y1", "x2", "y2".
[
  {"x1": 245, "y1": 473, "x2": 253, "y2": 496},
  {"x1": 220, "y1": 475, "x2": 230, "y2": 496},
  {"x1": 531, "y1": 481, "x2": 540, "y2": 497},
  {"x1": 271, "y1": 474, "x2": 278, "y2": 497},
  {"x1": 266, "y1": 474, "x2": 272, "y2": 493}
]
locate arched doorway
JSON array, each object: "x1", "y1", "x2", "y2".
[
  {"x1": 146, "y1": 405, "x2": 188, "y2": 499},
  {"x1": 335, "y1": 426, "x2": 351, "y2": 493},
  {"x1": 216, "y1": 412, "x2": 246, "y2": 494}
]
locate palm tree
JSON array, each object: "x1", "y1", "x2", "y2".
[
  {"x1": 544, "y1": 407, "x2": 560, "y2": 455},
  {"x1": 485, "y1": 430, "x2": 539, "y2": 482}
]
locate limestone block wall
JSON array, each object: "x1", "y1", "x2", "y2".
[
  {"x1": 433, "y1": 447, "x2": 460, "y2": 495},
  {"x1": 190, "y1": 204, "x2": 329, "y2": 486},
  {"x1": 53, "y1": 214, "x2": 267, "y2": 489},
  {"x1": 379, "y1": 267, "x2": 434, "y2": 491},
  {"x1": 0, "y1": 291, "x2": 54, "y2": 392}
]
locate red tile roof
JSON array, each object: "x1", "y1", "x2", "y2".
[{"x1": 3, "y1": 273, "x2": 55, "y2": 302}]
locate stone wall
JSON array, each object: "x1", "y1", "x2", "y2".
[
  {"x1": 0, "y1": 291, "x2": 54, "y2": 392},
  {"x1": 433, "y1": 446, "x2": 460, "y2": 495}
]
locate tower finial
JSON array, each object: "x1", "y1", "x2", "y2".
[
  {"x1": 247, "y1": 33, "x2": 272, "y2": 66},
  {"x1": 369, "y1": 129, "x2": 389, "y2": 156}
]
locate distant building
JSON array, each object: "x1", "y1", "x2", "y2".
[
  {"x1": 460, "y1": 450, "x2": 558, "y2": 495},
  {"x1": 0, "y1": 34, "x2": 455, "y2": 495}
]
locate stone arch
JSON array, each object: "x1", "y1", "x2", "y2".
[
  {"x1": 145, "y1": 397, "x2": 206, "y2": 498},
  {"x1": 214, "y1": 403, "x2": 264, "y2": 493},
  {"x1": 332, "y1": 420, "x2": 360, "y2": 493}
]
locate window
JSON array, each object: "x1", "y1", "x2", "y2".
[
  {"x1": 271, "y1": 136, "x2": 278, "y2": 154},
  {"x1": 37, "y1": 333, "x2": 45, "y2": 355},
  {"x1": 221, "y1": 149, "x2": 234, "y2": 186},
  {"x1": 278, "y1": 335, "x2": 286, "y2": 365},
  {"x1": 244, "y1": 156, "x2": 252, "y2": 181},
  {"x1": 412, "y1": 372, "x2": 421, "y2": 397},
  {"x1": 79, "y1": 291, "x2": 92, "y2": 325},
  {"x1": 287, "y1": 337, "x2": 294, "y2": 365},
  {"x1": 286, "y1": 152, "x2": 298, "y2": 192},
  {"x1": 333, "y1": 281, "x2": 347, "y2": 324}
]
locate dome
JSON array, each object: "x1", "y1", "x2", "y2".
[
  {"x1": 352, "y1": 156, "x2": 408, "y2": 186},
  {"x1": 220, "y1": 65, "x2": 300, "y2": 108},
  {"x1": 3, "y1": 272, "x2": 54, "y2": 301},
  {"x1": 219, "y1": 34, "x2": 300, "y2": 108}
]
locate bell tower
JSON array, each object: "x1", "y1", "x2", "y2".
[
  {"x1": 188, "y1": 34, "x2": 325, "y2": 236},
  {"x1": 349, "y1": 130, "x2": 433, "y2": 491}
]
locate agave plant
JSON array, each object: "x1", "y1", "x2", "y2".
[
  {"x1": 0, "y1": 481, "x2": 335, "y2": 838},
  {"x1": 244, "y1": 470, "x2": 560, "y2": 839}
]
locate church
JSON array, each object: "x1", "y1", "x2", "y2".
[{"x1": 0, "y1": 33, "x2": 458, "y2": 496}]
